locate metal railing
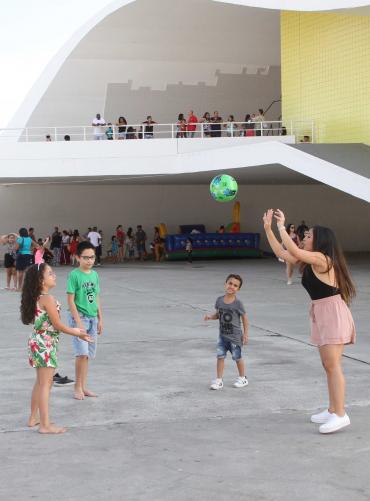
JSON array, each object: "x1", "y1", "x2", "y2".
[{"x1": 0, "y1": 120, "x2": 315, "y2": 143}]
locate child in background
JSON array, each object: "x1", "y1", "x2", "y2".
[
  {"x1": 105, "y1": 123, "x2": 114, "y2": 140},
  {"x1": 111, "y1": 235, "x2": 119, "y2": 263},
  {"x1": 204, "y1": 274, "x2": 249, "y2": 390},
  {"x1": 185, "y1": 238, "x2": 193, "y2": 263},
  {"x1": 125, "y1": 230, "x2": 135, "y2": 261},
  {"x1": 20, "y1": 263, "x2": 92, "y2": 434},
  {"x1": 35, "y1": 237, "x2": 50, "y2": 265},
  {"x1": 67, "y1": 241, "x2": 103, "y2": 400}
]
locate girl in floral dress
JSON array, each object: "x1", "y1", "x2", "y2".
[{"x1": 21, "y1": 263, "x2": 93, "y2": 434}]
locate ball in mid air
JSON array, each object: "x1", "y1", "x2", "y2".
[{"x1": 210, "y1": 174, "x2": 238, "y2": 202}]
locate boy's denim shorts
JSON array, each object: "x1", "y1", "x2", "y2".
[
  {"x1": 217, "y1": 335, "x2": 242, "y2": 361},
  {"x1": 69, "y1": 313, "x2": 98, "y2": 359}
]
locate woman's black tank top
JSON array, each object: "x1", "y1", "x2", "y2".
[{"x1": 301, "y1": 265, "x2": 340, "y2": 300}]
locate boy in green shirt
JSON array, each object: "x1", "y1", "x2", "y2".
[{"x1": 67, "y1": 241, "x2": 103, "y2": 400}]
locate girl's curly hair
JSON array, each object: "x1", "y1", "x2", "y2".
[{"x1": 20, "y1": 263, "x2": 46, "y2": 325}]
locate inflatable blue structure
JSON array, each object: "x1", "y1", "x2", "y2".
[{"x1": 165, "y1": 232, "x2": 261, "y2": 260}]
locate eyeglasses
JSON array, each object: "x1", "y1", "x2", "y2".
[{"x1": 80, "y1": 255, "x2": 95, "y2": 261}]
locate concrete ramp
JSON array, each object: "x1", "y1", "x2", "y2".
[{"x1": 0, "y1": 139, "x2": 369, "y2": 203}]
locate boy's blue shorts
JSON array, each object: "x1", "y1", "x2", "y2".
[
  {"x1": 216, "y1": 335, "x2": 242, "y2": 361},
  {"x1": 69, "y1": 313, "x2": 98, "y2": 358}
]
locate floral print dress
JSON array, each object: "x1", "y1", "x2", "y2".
[{"x1": 28, "y1": 298, "x2": 60, "y2": 368}]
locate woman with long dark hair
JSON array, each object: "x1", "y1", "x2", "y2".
[
  {"x1": 21, "y1": 263, "x2": 92, "y2": 433},
  {"x1": 263, "y1": 209, "x2": 356, "y2": 434}
]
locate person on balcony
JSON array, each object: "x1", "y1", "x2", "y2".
[
  {"x1": 210, "y1": 111, "x2": 223, "y2": 137},
  {"x1": 92, "y1": 113, "x2": 106, "y2": 140},
  {"x1": 186, "y1": 110, "x2": 198, "y2": 138},
  {"x1": 116, "y1": 116, "x2": 127, "y2": 140},
  {"x1": 141, "y1": 116, "x2": 157, "y2": 139}
]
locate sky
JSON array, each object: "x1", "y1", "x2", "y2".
[{"x1": 0, "y1": 0, "x2": 114, "y2": 128}]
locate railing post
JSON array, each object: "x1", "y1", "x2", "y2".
[
  {"x1": 290, "y1": 120, "x2": 293, "y2": 136},
  {"x1": 201, "y1": 122, "x2": 203, "y2": 138},
  {"x1": 260, "y1": 122, "x2": 263, "y2": 137},
  {"x1": 54, "y1": 127, "x2": 57, "y2": 141},
  {"x1": 171, "y1": 123, "x2": 174, "y2": 139},
  {"x1": 25, "y1": 128, "x2": 29, "y2": 142},
  {"x1": 83, "y1": 126, "x2": 87, "y2": 141},
  {"x1": 231, "y1": 123, "x2": 233, "y2": 137}
]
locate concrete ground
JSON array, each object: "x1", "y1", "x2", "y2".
[{"x1": 0, "y1": 256, "x2": 369, "y2": 501}]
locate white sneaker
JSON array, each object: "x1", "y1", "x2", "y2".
[
  {"x1": 233, "y1": 376, "x2": 249, "y2": 388},
  {"x1": 310, "y1": 409, "x2": 333, "y2": 424},
  {"x1": 210, "y1": 379, "x2": 223, "y2": 390},
  {"x1": 287, "y1": 280, "x2": 293, "y2": 285},
  {"x1": 319, "y1": 413, "x2": 350, "y2": 434}
]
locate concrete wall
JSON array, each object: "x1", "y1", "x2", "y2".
[
  {"x1": 1, "y1": 183, "x2": 369, "y2": 253},
  {"x1": 25, "y1": 0, "x2": 281, "y2": 128}
]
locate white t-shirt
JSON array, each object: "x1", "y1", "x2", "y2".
[
  {"x1": 87, "y1": 231, "x2": 101, "y2": 247},
  {"x1": 92, "y1": 118, "x2": 106, "y2": 135}
]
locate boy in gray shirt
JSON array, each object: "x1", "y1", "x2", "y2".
[{"x1": 204, "y1": 274, "x2": 249, "y2": 390}]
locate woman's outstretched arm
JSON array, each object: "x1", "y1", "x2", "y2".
[{"x1": 263, "y1": 209, "x2": 298, "y2": 265}]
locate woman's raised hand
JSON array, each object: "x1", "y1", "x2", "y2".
[
  {"x1": 263, "y1": 209, "x2": 274, "y2": 230},
  {"x1": 274, "y1": 209, "x2": 286, "y2": 227}
]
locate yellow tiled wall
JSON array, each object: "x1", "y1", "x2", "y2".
[{"x1": 281, "y1": 12, "x2": 370, "y2": 144}]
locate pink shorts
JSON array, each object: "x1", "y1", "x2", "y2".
[{"x1": 309, "y1": 295, "x2": 356, "y2": 347}]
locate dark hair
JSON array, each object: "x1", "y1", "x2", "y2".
[
  {"x1": 73, "y1": 229, "x2": 79, "y2": 238},
  {"x1": 178, "y1": 114, "x2": 184, "y2": 120},
  {"x1": 245, "y1": 114, "x2": 251, "y2": 121},
  {"x1": 225, "y1": 274, "x2": 243, "y2": 288},
  {"x1": 64, "y1": 135, "x2": 70, "y2": 141},
  {"x1": 76, "y1": 241, "x2": 95, "y2": 256},
  {"x1": 228, "y1": 115, "x2": 234, "y2": 121},
  {"x1": 111, "y1": 235, "x2": 116, "y2": 241},
  {"x1": 286, "y1": 223, "x2": 295, "y2": 232},
  {"x1": 19, "y1": 227, "x2": 28, "y2": 238},
  {"x1": 310, "y1": 226, "x2": 356, "y2": 305},
  {"x1": 259, "y1": 108, "x2": 264, "y2": 115},
  {"x1": 20, "y1": 263, "x2": 47, "y2": 324},
  {"x1": 127, "y1": 227, "x2": 133, "y2": 237},
  {"x1": 116, "y1": 225, "x2": 122, "y2": 230}
]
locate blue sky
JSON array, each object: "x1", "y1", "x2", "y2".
[{"x1": 0, "y1": 0, "x2": 113, "y2": 127}]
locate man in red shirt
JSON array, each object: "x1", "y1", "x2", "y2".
[{"x1": 187, "y1": 110, "x2": 198, "y2": 138}]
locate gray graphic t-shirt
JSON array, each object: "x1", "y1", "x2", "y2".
[{"x1": 215, "y1": 296, "x2": 246, "y2": 346}]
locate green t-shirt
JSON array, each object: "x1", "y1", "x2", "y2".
[{"x1": 67, "y1": 268, "x2": 100, "y2": 317}]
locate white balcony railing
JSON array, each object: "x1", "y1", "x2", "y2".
[{"x1": 0, "y1": 120, "x2": 315, "y2": 143}]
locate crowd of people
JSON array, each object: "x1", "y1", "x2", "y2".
[
  {"x1": 1, "y1": 224, "x2": 167, "y2": 290},
  {"x1": 46, "y1": 109, "x2": 284, "y2": 142},
  {"x1": 89, "y1": 109, "x2": 272, "y2": 140}
]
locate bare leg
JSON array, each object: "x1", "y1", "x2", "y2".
[
  {"x1": 286, "y1": 263, "x2": 293, "y2": 284},
  {"x1": 28, "y1": 378, "x2": 40, "y2": 427},
  {"x1": 319, "y1": 344, "x2": 346, "y2": 416},
  {"x1": 236, "y1": 359, "x2": 245, "y2": 377},
  {"x1": 82, "y1": 357, "x2": 97, "y2": 397},
  {"x1": 12, "y1": 268, "x2": 17, "y2": 289},
  {"x1": 17, "y1": 271, "x2": 24, "y2": 290},
  {"x1": 217, "y1": 358, "x2": 225, "y2": 379},
  {"x1": 37, "y1": 367, "x2": 66, "y2": 434},
  {"x1": 74, "y1": 356, "x2": 87, "y2": 399}
]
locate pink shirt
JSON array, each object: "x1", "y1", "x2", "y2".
[{"x1": 35, "y1": 249, "x2": 44, "y2": 265}]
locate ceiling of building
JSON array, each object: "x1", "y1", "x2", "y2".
[
  {"x1": 0, "y1": 164, "x2": 319, "y2": 186},
  {"x1": 70, "y1": 0, "x2": 281, "y2": 65}
]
